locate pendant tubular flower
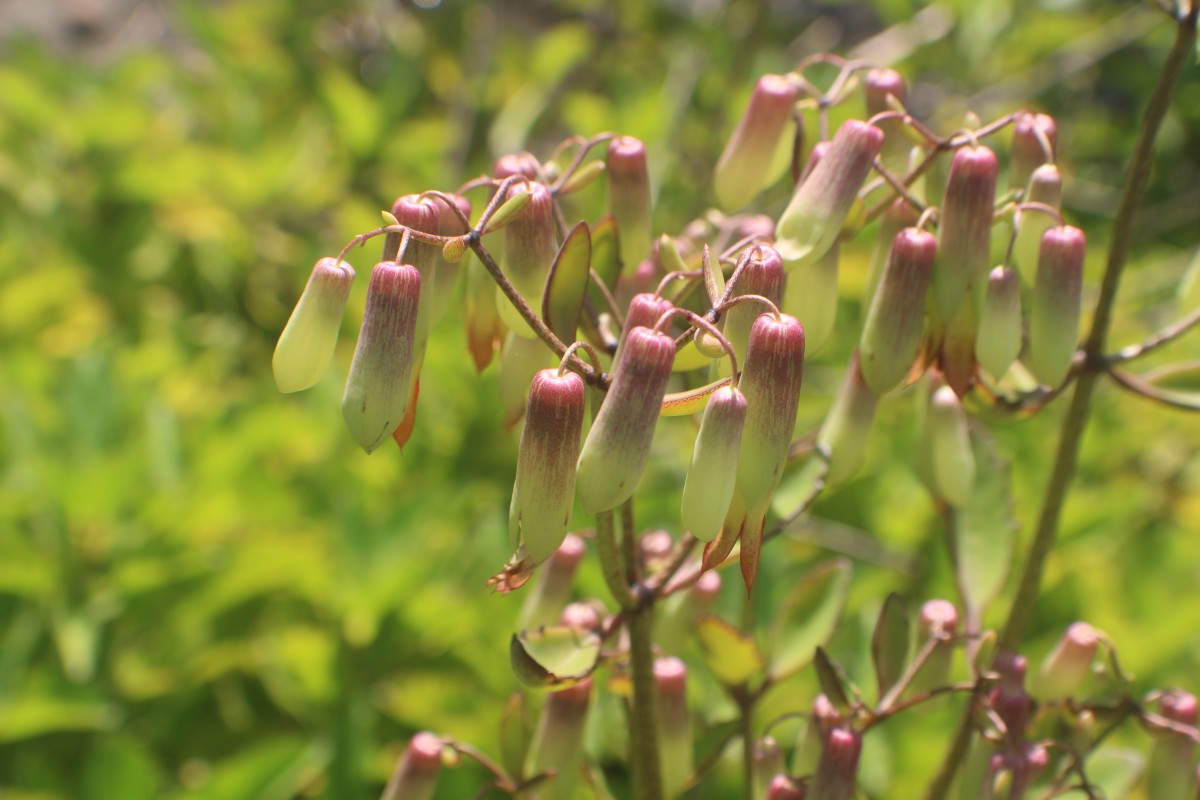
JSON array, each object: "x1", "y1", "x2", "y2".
[
  {"x1": 713, "y1": 74, "x2": 798, "y2": 211},
  {"x1": 613, "y1": 292, "x2": 673, "y2": 367},
  {"x1": 498, "y1": 182, "x2": 557, "y2": 337},
  {"x1": 509, "y1": 369, "x2": 586, "y2": 566},
  {"x1": 865, "y1": 67, "x2": 912, "y2": 176},
  {"x1": 865, "y1": 198, "x2": 919, "y2": 303},
  {"x1": 859, "y1": 227, "x2": 936, "y2": 395},
  {"x1": 655, "y1": 657, "x2": 693, "y2": 798},
  {"x1": 721, "y1": 245, "x2": 784, "y2": 367},
  {"x1": 518, "y1": 534, "x2": 586, "y2": 631},
  {"x1": 775, "y1": 120, "x2": 882, "y2": 266},
  {"x1": 811, "y1": 727, "x2": 862, "y2": 800},
  {"x1": 576, "y1": 326, "x2": 676, "y2": 514},
  {"x1": 342, "y1": 262, "x2": 421, "y2": 453},
  {"x1": 524, "y1": 679, "x2": 593, "y2": 800},
  {"x1": 1009, "y1": 112, "x2": 1057, "y2": 194},
  {"x1": 1148, "y1": 690, "x2": 1198, "y2": 800},
  {"x1": 976, "y1": 265, "x2": 1022, "y2": 378},
  {"x1": 607, "y1": 136, "x2": 653, "y2": 270},
  {"x1": 380, "y1": 732, "x2": 442, "y2": 800},
  {"x1": 1032, "y1": 622, "x2": 1099, "y2": 702},
  {"x1": 817, "y1": 352, "x2": 879, "y2": 486},
  {"x1": 273, "y1": 257, "x2": 355, "y2": 393},
  {"x1": 1028, "y1": 225, "x2": 1084, "y2": 387},
  {"x1": 783, "y1": 239, "x2": 840, "y2": 355},
  {"x1": 390, "y1": 195, "x2": 442, "y2": 379},
  {"x1": 1012, "y1": 164, "x2": 1062, "y2": 283},
  {"x1": 932, "y1": 144, "x2": 998, "y2": 322},
  {"x1": 927, "y1": 385, "x2": 975, "y2": 507},
  {"x1": 681, "y1": 384, "x2": 747, "y2": 542}
]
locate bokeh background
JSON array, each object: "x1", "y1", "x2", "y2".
[{"x1": 1, "y1": 0, "x2": 1198, "y2": 797}]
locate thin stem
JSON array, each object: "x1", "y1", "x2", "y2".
[
  {"x1": 1106, "y1": 306, "x2": 1200, "y2": 363},
  {"x1": 1105, "y1": 365, "x2": 1200, "y2": 411}
]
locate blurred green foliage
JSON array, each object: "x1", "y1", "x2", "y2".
[{"x1": 0, "y1": 0, "x2": 1197, "y2": 797}]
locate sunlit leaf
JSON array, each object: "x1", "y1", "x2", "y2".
[
  {"x1": 768, "y1": 559, "x2": 852, "y2": 680},
  {"x1": 871, "y1": 593, "x2": 910, "y2": 703},
  {"x1": 696, "y1": 615, "x2": 764, "y2": 686},
  {"x1": 590, "y1": 215, "x2": 622, "y2": 292},
  {"x1": 814, "y1": 647, "x2": 852, "y2": 715},
  {"x1": 661, "y1": 377, "x2": 731, "y2": 417},
  {"x1": 542, "y1": 221, "x2": 591, "y2": 342},
  {"x1": 510, "y1": 627, "x2": 602, "y2": 689}
]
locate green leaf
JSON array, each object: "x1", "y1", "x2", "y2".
[
  {"x1": 542, "y1": 221, "x2": 591, "y2": 342},
  {"x1": 696, "y1": 615, "x2": 765, "y2": 686},
  {"x1": 510, "y1": 627, "x2": 602, "y2": 689},
  {"x1": 871, "y1": 593, "x2": 910, "y2": 703},
  {"x1": 813, "y1": 647, "x2": 852, "y2": 715},
  {"x1": 953, "y1": 429, "x2": 1017, "y2": 626},
  {"x1": 589, "y1": 215, "x2": 622, "y2": 291},
  {"x1": 768, "y1": 558, "x2": 852, "y2": 680},
  {"x1": 702, "y1": 245, "x2": 724, "y2": 308}
]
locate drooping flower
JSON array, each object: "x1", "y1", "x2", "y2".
[
  {"x1": 273, "y1": 257, "x2": 355, "y2": 393},
  {"x1": 713, "y1": 74, "x2": 798, "y2": 211}
]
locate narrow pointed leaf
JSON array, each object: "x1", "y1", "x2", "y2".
[
  {"x1": 510, "y1": 627, "x2": 602, "y2": 689},
  {"x1": 660, "y1": 377, "x2": 731, "y2": 416},
  {"x1": 696, "y1": 615, "x2": 764, "y2": 686},
  {"x1": 953, "y1": 429, "x2": 1018, "y2": 625},
  {"x1": 590, "y1": 215, "x2": 622, "y2": 291},
  {"x1": 768, "y1": 558, "x2": 852, "y2": 680},
  {"x1": 703, "y1": 245, "x2": 724, "y2": 307},
  {"x1": 542, "y1": 221, "x2": 592, "y2": 342},
  {"x1": 813, "y1": 647, "x2": 852, "y2": 715},
  {"x1": 872, "y1": 593, "x2": 910, "y2": 703}
]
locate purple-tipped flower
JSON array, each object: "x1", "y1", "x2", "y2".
[
  {"x1": 767, "y1": 775, "x2": 807, "y2": 800},
  {"x1": 817, "y1": 352, "x2": 879, "y2": 486},
  {"x1": 927, "y1": 385, "x2": 975, "y2": 507},
  {"x1": 1149, "y1": 691, "x2": 1199, "y2": 800},
  {"x1": 494, "y1": 152, "x2": 542, "y2": 181},
  {"x1": 1028, "y1": 225, "x2": 1085, "y2": 387},
  {"x1": 510, "y1": 369, "x2": 586, "y2": 565},
  {"x1": 576, "y1": 326, "x2": 676, "y2": 513},
  {"x1": 810, "y1": 727, "x2": 862, "y2": 800},
  {"x1": 859, "y1": 227, "x2": 937, "y2": 394},
  {"x1": 865, "y1": 67, "x2": 912, "y2": 176},
  {"x1": 933, "y1": 144, "x2": 998, "y2": 321},
  {"x1": 776, "y1": 120, "x2": 883, "y2": 266},
  {"x1": 342, "y1": 262, "x2": 421, "y2": 453},
  {"x1": 518, "y1": 534, "x2": 586, "y2": 631},
  {"x1": 497, "y1": 331, "x2": 555, "y2": 429},
  {"x1": 713, "y1": 74, "x2": 799, "y2": 211},
  {"x1": 907, "y1": 599, "x2": 959, "y2": 697},
  {"x1": 273, "y1": 257, "x2": 355, "y2": 393},
  {"x1": 976, "y1": 265, "x2": 1022, "y2": 378},
  {"x1": 794, "y1": 694, "x2": 844, "y2": 777},
  {"x1": 753, "y1": 737, "x2": 787, "y2": 800},
  {"x1": 614, "y1": 292, "x2": 674, "y2": 367},
  {"x1": 722, "y1": 246, "x2": 785, "y2": 367},
  {"x1": 1012, "y1": 164, "x2": 1063, "y2": 283},
  {"x1": 1032, "y1": 622, "x2": 1099, "y2": 702},
  {"x1": 1009, "y1": 112, "x2": 1057, "y2": 193},
  {"x1": 380, "y1": 731, "x2": 442, "y2": 800},
  {"x1": 390, "y1": 195, "x2": 443, "y2": 379},
  {"x1": 655, "y1": 657, "x2": 693, "y2": 796},
  {"x1": 524, "y1": 679, "x2": 593, "y2": 800},
  {"x1": 607, "y1": 136, "x2": 653, "y2": 270},
  {"x1": 864, "y1": 198, "x2": 919, "y2": 302},
  {"x1": 682, "y1": 385, "x2": 747, "y2": 542},
  {"x1": 499, "y1": 182, "x2": 557, "y2": 337}
]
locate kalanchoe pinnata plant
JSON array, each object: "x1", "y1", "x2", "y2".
[{"x1": 273, "y1": 10, "x2": 1200, "y2": 795}]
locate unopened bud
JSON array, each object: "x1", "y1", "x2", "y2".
[
  {"x1": 1148, "y1": 691, "x2": 1199, "y2": 800},
  {"x1": 499, "y1": 183, "x2": 556, "y2": 337},
  {"x1": 381, "y1": 731, "x2": 442, "y2": 800},
  {"x1": 1028, "y1": 225, "x2": 1085, "y2": 387},
  {"x1": 864, "y1": 68, "x2": 912, "y2": 177},
  {"x1": 654, "y1": 570, "x2": 722, "y2": 655},
  {"x1": 682, "y1": 385, "x2": 748, "y2": 542},
  {"x1": 560, "y1": 601, "x2": 603, "y2": 632},
  {"x1": 576, "y1": 327, "x2": 676, "y2": 513},
  {"x1": 525, "y1": 679, "x2": 593, "y2": 800},
  {"x1": 342, "y1": 262, "x2": 421, "y2": 453},
  {"x1": 976, "y1": 266, "x2": 1022, "y2": 378},
  {"x1": 865, "y1": 198, "x2": 920, "y2": 302},
  {"x1": 767, "y1": 775, "x2": 807, "y2": 800},
  {"x1": 1009, "y1": 112, "x2": 1057, "y2": 193},
  {"x1": 783, "y1": 240, "x2": 840, "y2": 355},
  {"x1": 817, "y1": 352, "x2": 879, "y2": 486},
  {"x1": 907, "y1": 599, "x2": 959, "y2": 696},
  {"x1": 1012, "y1": 164, "x2": 1062, "y2": 283},
  {"x1": 794, "y1": 694, "x2": 844, "y2": 776},
  {"x1": 518, "y1": 534, "x2": 587, "y2": 630},
  {"x1": 273, "y1": 257, "x2": 355, "y2": 393},
  {"x1": 614, "y1": 292, "x2": 674, "y2": 367},
  {"x1": 810, "y1": 727, "x2": 862, "y2": 800},
  {"x1": 494, "y1": 152, "x2": 541, "y2": 181},
  {"x1": 1032, "y1": 622, "x2": 1099, "y2": 702},
  {"x1": 722, "y1": 245, "x2": 785, "y2": 368},
  {"x1": 927, "y1": 386, "x2": 975, "y2": 507},
  {"x1": 465, "y1": 256, "x2": 505, "y2": 372},
  {"x1": 509, "y1": 369, "x2": 586, "y2": 565},
  {"x1": 753, "y1": 737, "x2": 787, "y2": 800},
  {"x1": 607, "y1": 136, "x2": 653, "y2": 269},
  {"x1": 714, "y1": 74, "x2": 799, "y2": 211},
  {"x1": 656, "y1": 658, "x2": 693, "y2": 797},
  {"x1": 860, "y1": 227, "x2": 937, "y2": 394},
  {"x1": 933, "y1": 145, "x2": 998, "y2": 321},
  {"x1": 776, "y1": 120, "x2": 883, "y2": 266}
]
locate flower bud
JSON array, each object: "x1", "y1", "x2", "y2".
[
  {"x1": 494, "y1": 152, "x2": 541, "y2": 181},
  {"x1": 576, "y1": 327, "x2": 676, "y2": 513},
  {"x1": 498, "y1": 331, "x2": 555, "y2": 429},
  {"x1": 273, "y1": 257, "x2": 355, "y2": 393},
  {"x1": 927, "y1": 385, "x2": 975, "y2": 507},
  {"x1": 722, "y1": 245, "x2": 785, "y2": 368},
  {"x1": 810, "y1": 727, "x2": 862, "y2": 800},
  {"x1": 737, "y1": 314, "x2": 806, "y2": 511},
  {"x1": 614, "y1": 292, "x2": 674, "y2": 367},
  {"x1": 1032, "y1": 622, "x2": 1098, "y2": 702},
  {"x1": 817, "y1": 352, "x2": 879, "y2": 486},
  {"x1": 753, "y1": 737, "x2": 787, "y2": 800},
  {"x1": 380, "y1": 731, "x2": 442, "y2": 800},
  {"x1": 794, "y1": 694, "x2": 844, "y2": 777},
  {"x1": 783, "y1": 240, "x2": 840, "y2": 355},
  {"x1": 865, "y1": 198, "x2": 919, "y2": 303},
  {"x1": 776, "y1": 120, "x2": 883, "y2": 266},
  {"x1": 933, "y1": 145, "x2": 998, "y2": 322},
  {"x1": 518, "y1": 534, "x2": 587, "y2": 631},
  {"x1": 342, "y1": 262, "x2": 421, "y2": 453},
  {"x1": 607, "y1": 136, "x2": 653, "y2": 270},
  {"x1": 510, "y1": 369, "x2": 586, "y2": 565},
  {"x1": 907, "y1": 599, "x2": 959, "y2": 696},
  {"x1": 976, "y1": 265, "x2": 1022, "y2": 378},
  {"x1": 767, "y1": 775, "x2": 806, "y2": 800},
  {"x1": 1009, "y1": 112, "x2": 1057, "y2": 194},
  {"x1": 864, "y1": 67, "x2": 912, "y2": 177},
  {"x1": 1028, "y1": 225, "x2": 1085, "y2": 387},
  {"x1": 989, "y1": 652, "x2": 1032, "y2": 743},
  {"x1": 859, "y1": 227, "x2": 937, "y2": 394},
  {"x1": 1148, "y1": 690, "x2": 1198, "y2": 800},
  {"x1": 655, "y1": 658, "x2": 693, "y2": 797},
  {"x1": 682, "y1": 385, "x2": 747, "y2": 542},
  {"x1": 714, "y1": 74, "x2": 799, "y2": 211},
  {"x1": 499, "y1": 182, "x2": 557, "y2": 337},
  {"x1": 559, "y1": 601, "x2": 603, "y2": 632},
  {"x1": 525, "y1": 679, "x2": 593, "y2": 800},
  {"x1": 1012, "y1": 164, "x2": 1062, "y2": 283}
]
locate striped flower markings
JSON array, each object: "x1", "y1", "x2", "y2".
[
  {"x1": 713, "y1": 73, "x2": 798, "y2": 211},
  {"x1": 1028, "y1": 225, "x2": 1085, "y2": 387},
  {"x1": 272, "y1": 257, "x2": 355, "y2": 393},
  {"x1": 775, "y1": 119, "x2": 882, "y2": 267},
  {"x1": 341, "y1": 262, "x2": 421, "y2": 453},
  {"x1": 576, "y1": 326, "x2": 676, "y2": 514},
  {"x1": 509, "y1": 368, "x2": 586, "y2": 566}
]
